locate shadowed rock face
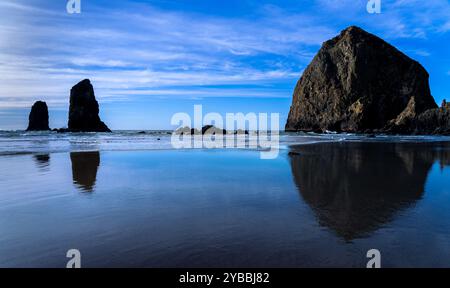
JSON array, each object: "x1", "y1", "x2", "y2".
[
  {"x1": 27, "y1": 101, "x2": 50, "y2": 131},
  {"x1": 286, "y1": 26, "x2": 438, "y2": 133},
  {"x1": 68, "y1": 79, "x2": 111, "y2": 132},
  {"x1": 289, "y1": 142, "x2": 450, "y2": 240},
  {"x1": 412, "y1": 103, "x2": 450, "y2": 135},
  {"x1": 70, "y1": 151, "x2": 100, "y2": 192}
]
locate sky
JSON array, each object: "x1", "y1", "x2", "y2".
[{"x1": 0, "y1": 0, "x2": 449, "y2": 130}]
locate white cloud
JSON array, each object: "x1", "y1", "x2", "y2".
[
  {"x1": 410, "y1": 50, "x2": 431, "y2": 57},
  {"x1": 0, "y1": 1, "x2": 328, "y2": 108},
  {"x1": 0, "y1": 0, "x2": 449, "y2": 109}
]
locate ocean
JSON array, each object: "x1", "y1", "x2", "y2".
[{"x1": 0, "y1": 131, "x2": 449, "y2": 267}]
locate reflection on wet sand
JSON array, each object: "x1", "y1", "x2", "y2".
[
  {"x1": 70, "y1": 151, "x2": 100, "y2": 192},
  {"x1": 33, "y1": 154, "x2": 50, "y2": 169},
  {"x1": 289, "y1": 142, "x2": 450, "y2": 241}
]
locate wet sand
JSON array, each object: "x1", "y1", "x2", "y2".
[{"x1": 0, "y1": 142, "x2": 449, "y2": 267}]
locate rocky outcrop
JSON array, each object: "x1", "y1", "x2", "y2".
[
  {"x1": 68, "y1": 79, "x2": 111, "y2": 132},
  {"x1": 174, "y1": 125, "x2": 227, "y2": 135},
  {"x1": 174, "y1": 125, "x2": 252, "y2": 136},
  {"x1": 234, "y1": 129, "x2": 249, "y2": 135},
  {"x1": 384, "y1": 99, "x2": 450, "y2": 135},
  {"x1": 202, "y1": 125, "x2": 227, "y2": 135},
  {"x1": 414, "y1": 102, "x2": 450, "y2": 135},
  {"x1": 27, "y1": 101, "x2": 50, "y2": 131},
  {"x1": 286, "y1": 26, "x2": 441, "y2": 134}
]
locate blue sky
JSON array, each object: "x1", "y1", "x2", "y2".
[{"x1": 0, "y1": 0, "x2": 449, "y2": 130}]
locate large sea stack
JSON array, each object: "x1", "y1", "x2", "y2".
[
  {"x1": 27, "y1": 101, "x2": 50, "y2": 131},
  {"x1": 68, "y1": 79, "x2": 111, "y2": 132},
  {"x1": 285, "y1": 26, "x2": 447, "y2": 134}
]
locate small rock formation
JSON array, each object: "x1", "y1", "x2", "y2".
[
  {"x1": 68, "y1": 79, "x2": 111, "y2": 132},
  {"x1": 202, "y1": 125, "x2": 227, "y2": 135},
  {"x1": 384, "y1": 99, "x2": 450, "y2": 135},
  {"x1": 174, "y1": 126, "x2": 197, "y2": 135},
  {"x1": 413, "y1": 102, "x2": 450, "y2": 135},
  {"x1": 286, "y1": 26, "x2": 440, "y2": 134},
  {"x1": 174, "y1": 125, "x2": 227, "y2": 135},
  {"x1": 27, "y1": 101, "x2": 50, "y2": 131},
  {"x1": 234, "y1": 129, "x2": 249, "y2": 135},
  {"x1": 54, "y1": 128, "x2": 70, "y2": 133}
]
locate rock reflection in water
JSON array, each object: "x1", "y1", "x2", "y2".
[
  {"x1": 289, "y1": 142, "x2": 450, "y2": 241},
  {"x1": 33, "y1": 154, "x2": 50, "y2": 170},
  {"x1": 70, "y1": 151, "x2": 100, "y2": 192}
]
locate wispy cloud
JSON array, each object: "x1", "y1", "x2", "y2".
[
  {"x1": 0, "y1": 0, "x2": 332, "y2": 108},
  {"x1": 316, "y1": 0, "x2": 450, "y2": 39},
  {"x1": 0, "y1": 0, "x2": 449, "y2": 110},
  {"x1": 406, "y1": 49, "x2": 431, "y2": 57}
]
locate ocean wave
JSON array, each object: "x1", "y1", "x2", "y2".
[{"x1": 0, "y1": 131, "x2": 449, "y2": 155}]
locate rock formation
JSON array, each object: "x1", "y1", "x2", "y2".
[
  {"x1": 201, "y1": 125, "x2": 227, "y2": 135},
  {"x1": 26, "y1": 101, "x2": 50, "y2": 131},
  {"x1": 285, "y1": 26, "x2": 445, "y2": 134},
  {"x1": 413, "y1": 102, "x2": 450, "y2": 135},
  {"x1": 174, "y1": 125, "x2": 227, "y2": 135},
  {"x1": 68, "y1": 79, "x2": 111, "y2": 132}
]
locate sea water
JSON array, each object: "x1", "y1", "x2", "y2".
[{"x1": 0, "y1": 131, "x2": 449, "y2": 267}]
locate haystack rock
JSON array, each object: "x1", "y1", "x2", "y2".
[
  {"x1": 68, "y1": 79, "x2": 111, "y2": 132},
  {"x1": 27, "y1": 101, "x2": 50, "y2": 131},
  {"x1": 286, "y1": 26, "x2": 438, "y2": 133}
]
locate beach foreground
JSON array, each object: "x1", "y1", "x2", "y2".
[{"x1": 0, "y1": 133, "x2": 449, "y2": 268}]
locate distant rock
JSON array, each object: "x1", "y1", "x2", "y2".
[
  {"x1": 202, "y1": 125, "x2": 227, "y2": 135},
  {"x1": 173, "y1": 126, "x2": 253, "y2": 135},
  {"x1": 174, "y1": 125, "x2": 227, "y2": 135},
  {"x1": 54, "y1": 128, "x2": 69, "y2": 133},
  {"x1": 234, "y1": 129, "x2": 249, "y2": 135},
  {"x1": 27, "y1": 101, "x2": 50, "y2": 131},
  {"x1": 68, "y1": 79, "x2": 111, "y2": 132},
  {"x1": 286, "y1": 26, "x2": 439, "y2": 134},
  {"x1": 174, "y1": 126, "x2": 196, "y2": 135}
]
